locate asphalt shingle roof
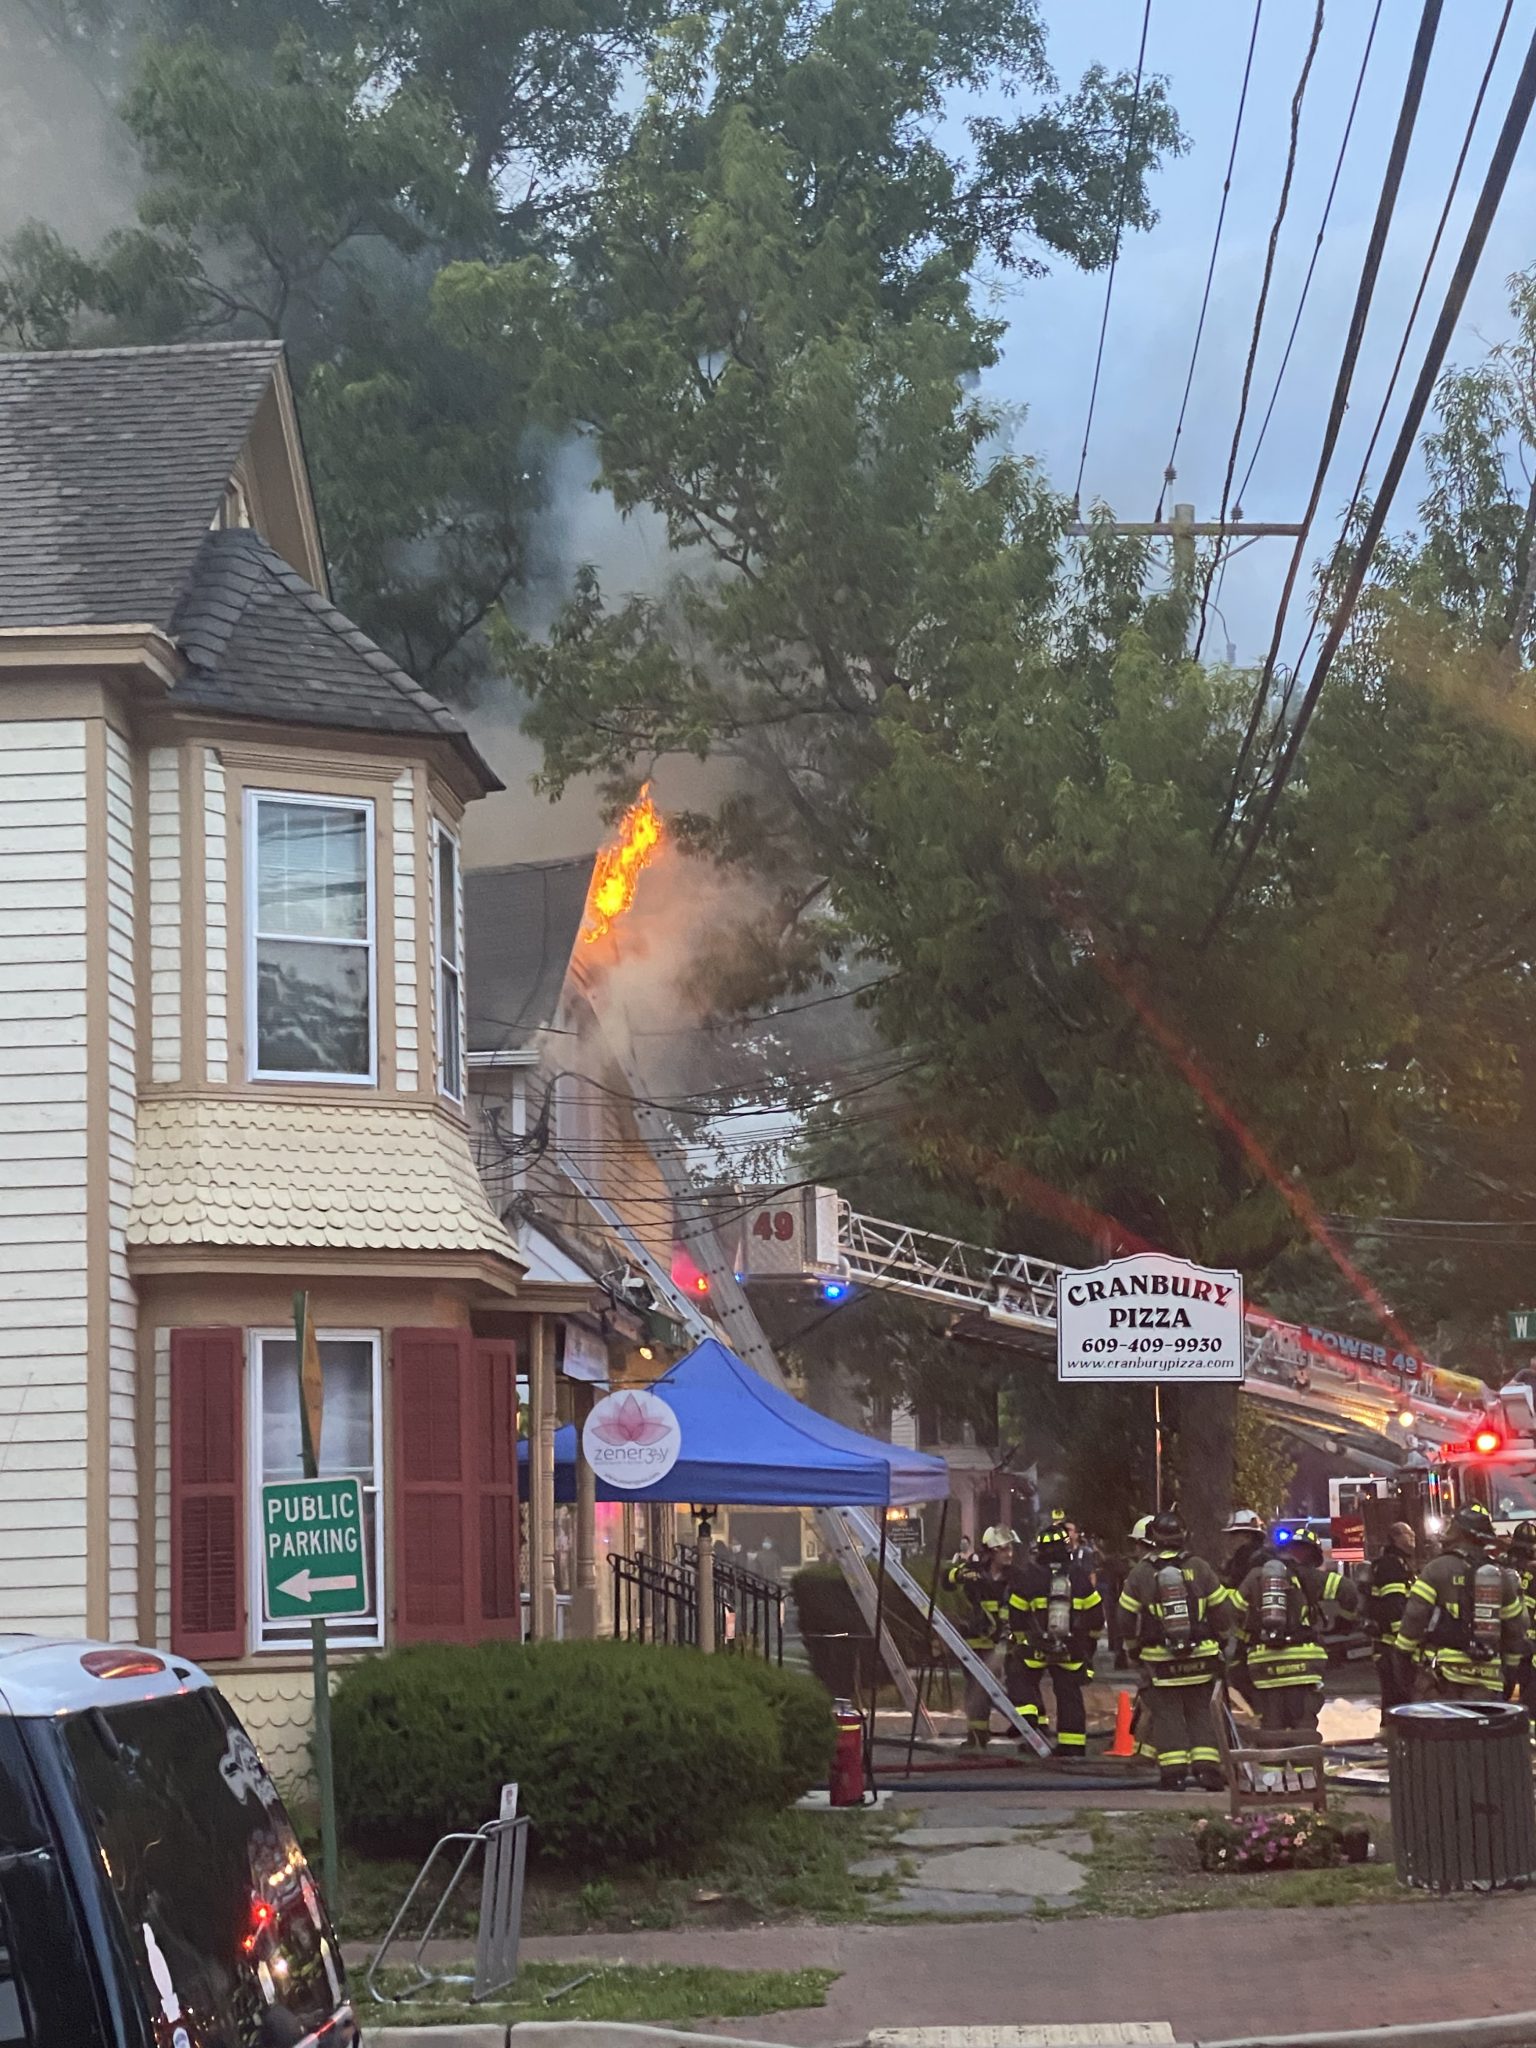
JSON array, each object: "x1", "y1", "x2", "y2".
[
  {"x1": 173, "y1": 529, "x2": 498, "y2": 783},
  {"x1": 0, "y1": 340, "x2": 497, "y2": 787},
  {"x1": 0, "y1": 340, "x2": 282, "y2": 629},
  {"x1": 465, "y1": 857, "x2": 597, "y2": 1052}
]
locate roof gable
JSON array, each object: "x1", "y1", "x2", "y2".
[{"x1": 0, "y1": 339, "x2": 309, "y2": 631}]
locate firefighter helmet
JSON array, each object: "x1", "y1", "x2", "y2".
[
  {"x1": 981, "y1": 1525, "x2": 1021, "y2": 1552},
  {"x1": 1129, "y1": 1514, "x2": 1154, "y2": 1546},
  {"x1": 1224, "y1": 1507, "x2": 1265, "y2": 1535},
  {"x1": 1037, "y1": 1525, "x2": 1070, "y2": 1561},
  {"x1": 1283, "y1": 1529, "x2": 1324, "y2": 1562},
  {"x1": 1450, "y1": 1501, "x2": 1498, "y2": 1546},
  {"x1": 1508, "y1": 1521, "x2": 1536, "y2": 1558},
  {"x1": 1149, "y1": 1509, "x2": 1187, "y2": 1549}
]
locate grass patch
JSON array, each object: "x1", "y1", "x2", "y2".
[
  {"x1": 1069, "y1": 1808, "x2": 1402, "y2": 1918},
  {"x1": 322, "y1": 1804, "x2": 903, "y2": 1943},
  {"x1": 358, "y1": 1960, "x2": 836, "y2": 2029}
]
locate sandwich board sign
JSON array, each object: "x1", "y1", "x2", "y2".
[
  {"x1": 1057, "y1": 1253, "x2": 1244, "y2": 1383},
  {"x1": 261, "y1": 1476, "x2": 369, "y2": 1620}
]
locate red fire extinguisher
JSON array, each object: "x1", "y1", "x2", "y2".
[{"x1": 829, "y1": 1699, "x2": 865, "y2": 1806}]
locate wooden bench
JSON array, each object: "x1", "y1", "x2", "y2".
[{"x1": 1211, "y1": 1682, "x2": 1328, "y2": 1819}]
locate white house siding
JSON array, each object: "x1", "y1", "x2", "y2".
[
  {"x1": 203, "y1": 747, "x2": 228, "y2": 1083},
  {"x1": 104, "y1": 726, "x2": 138, "y2": 1638},
  {"x1": 392, "y1": 772, "x2": 419, "y2": 1091},
  {"x1": 146, "y1": 747, "x2": 181, "y2": 1083},
  {"x1": 0, "y1": 719, "x2": 90, "y2": 1631}
]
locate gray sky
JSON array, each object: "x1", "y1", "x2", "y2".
[{"x1": 1006, "y1": 0, "x2": 1536, "y2": 666}]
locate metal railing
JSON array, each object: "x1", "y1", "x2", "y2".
[
  {"x1": 611, "y1": 1551, "x2": 699, "y2": 1647},
  {"x1": 609, "y1": 1550, "x2": 785, "y2": 1662},
  {"x1": 679, "y1": 1545, "x2": 786, "y2": 1664}
]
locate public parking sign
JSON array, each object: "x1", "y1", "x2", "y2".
[
  {"x1": 1057, "y1": 1253, "x2": 1245, "y2": 1383},
  {"x1": 261, "y1": 1477, "x2": 369, "y2": 1620}
]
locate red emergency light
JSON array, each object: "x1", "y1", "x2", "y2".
[
  {"x1": 671, "y1": 1245, "x2": 711, "y2": 1298},
  {"x1": 1473, "y1": 1427, "x2": 1503, "y2": 1456}
]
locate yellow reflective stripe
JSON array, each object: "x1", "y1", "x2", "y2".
[
  {"x1": 1119, "y1": 1592, "x2": 1142, "y2": 1613},
  {"x1": 1410, "y1": 1579, "x2": 1438, "y2": 1603},
  {"x1": 1502, "y1": 1599, "x2": 1524, "y2": 1620},
  {"x1": 1072, "y1": 1595, "x2": 1098, "y2": 1609}
]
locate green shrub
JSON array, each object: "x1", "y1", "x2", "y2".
[
  {"x1": 333, "y1": 1639, "x2": 804, "y2": 1867},
  {"x1": 712, "y1": 1659, "x2": 833, "y2": 1801}
]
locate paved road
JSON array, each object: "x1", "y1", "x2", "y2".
[{"x1": 509, "y1": 1894, "x2": 1536, "y2": 2044}]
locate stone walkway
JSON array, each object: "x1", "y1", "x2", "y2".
[{"x1": 851, "y1": 1813, "x2": 1092, "y2": 1917}]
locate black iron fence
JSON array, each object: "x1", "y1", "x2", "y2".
[
  {"x1": 679, "y1": 1545, "x2": 786, "y2": 1665},
  {"x1": 609, "y1": 1548, "x2": 784, "y2": 1664}
]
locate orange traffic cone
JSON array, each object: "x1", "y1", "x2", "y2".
[{"x1": 1107, "y1": 1688, "x2": 1137, "y2": 1759}]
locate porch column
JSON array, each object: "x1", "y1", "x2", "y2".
[
  {"x1": 571, "y1": 1382, "x2": 598, "y2": 1638},
  {"x1": 530, "y1": 1315, "x2": 559, "y2": 1639}
]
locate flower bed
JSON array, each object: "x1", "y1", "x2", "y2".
[{"x1": 1193, "y1": 1811, "x2": 1371, "y2": 1873}]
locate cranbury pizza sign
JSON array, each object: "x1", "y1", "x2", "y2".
[{"x1": 1056, "y1": 1253, "x2": 1245, "y2": 1383}]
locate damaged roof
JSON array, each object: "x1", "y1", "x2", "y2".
[
  {"x1": 465, "y1": 856, "x2": 597, "y2": 1052},
  {"x1": 0, "y1": 340, "x2": 496, "y2": 787}
]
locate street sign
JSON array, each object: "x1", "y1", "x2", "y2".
[
  {"x1": 1509, "y1": 1310, "x2": 1536, "y2": 1344},
  {"x1": 260, "y1": 1477, "x2": 368, "y2": 1620},
  {"x1": 889, "y1": 1516, "x2": 924, "y2": 1551},
  {"x1": 1057, "y1": 1253, "x2": 1244, "y2": 1382}
]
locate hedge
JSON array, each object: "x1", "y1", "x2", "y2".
[{"x1": 332, "y1": 1638, "x2": 832, "y2": 1867}]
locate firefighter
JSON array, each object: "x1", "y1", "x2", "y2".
[
  {"x1": 1368, "y1": 1520, "x2": 1418, "y2": 1711},
  {"x1": 1221, "y1": 1508, "x2": 1269, "y2": 1711},
  {"x1": 1236, "y1": 1530, "x2": 1360, "y2": 1734},
  {"x1": 1396, "y1": 1501, "x2": 1526, "y2": 1697},
  {"x1": 1502, "y1": 1521, "x2": 1536, "y2": 1705},
  {"x1": 944, "y1": 1526, "x2": 1020, "y2": 1746},
  {"x1": 1118, "y1": 1507, "x2": 1232, "y2": 1791},
  {"x1": 1009, "y1": 1522, "x2": 1104, "y2": 1755}
]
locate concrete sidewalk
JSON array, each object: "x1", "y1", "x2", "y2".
[{"x1": 498, "y1": 1895, "x2": 1536, "y2": 2044}]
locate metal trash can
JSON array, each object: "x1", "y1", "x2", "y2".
[{"x1": 1389, "y1": 1699, "x2": 1536, "y2": 1891}]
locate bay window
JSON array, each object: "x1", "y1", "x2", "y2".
[
  {"x1": 246, "y1": 791, "x2": 375, "y2": 1082},
  {"x1": 436, "y1": 823, "x2": 463, "y2": 1100}
]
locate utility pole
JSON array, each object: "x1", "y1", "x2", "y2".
[{"x1": 1066, "y1": 500, "x2": 1303, "y2": 566}]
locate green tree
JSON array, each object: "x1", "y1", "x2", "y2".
[
  {"x1": 447, "y1": 69, "x2": 1536, "y2": 1550},
  {"x1": 0, "y1": 0, "x2": 666, "y2": 688}
]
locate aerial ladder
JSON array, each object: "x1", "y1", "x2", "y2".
[{"x1": 736, "y1": 1185, "x2": 1481, "y2": 1454}]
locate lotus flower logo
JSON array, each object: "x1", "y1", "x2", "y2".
[
  {"x1": 582, "y1": 1388, "x2": 682, "y2": 1488},
  {"x1": 590, "y1": 1392, "x2": 674, "y2": 1447}
]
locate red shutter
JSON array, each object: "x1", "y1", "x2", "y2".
[
  {"x1": 170, "y1": 1328, "x2": 245, "y2": 1661},
  {"x1": 473, "y1": 1339, "x2": 521, "y2": 1638},
  {"x1": 393, "y1": 1329, "x2": 475, "y2": 1643}
]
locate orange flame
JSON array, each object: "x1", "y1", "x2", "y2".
[{"x1": 584, "y1": 785, "x2": 665, "y2": 943}]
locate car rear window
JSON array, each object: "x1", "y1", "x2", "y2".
[{"x1": 63, "y1": 1691, "x2": 344, "y2": 2048}]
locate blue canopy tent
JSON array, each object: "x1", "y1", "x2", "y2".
[{"x1": 519, "y1": 1336, "x2": 948, "y2": 1506}]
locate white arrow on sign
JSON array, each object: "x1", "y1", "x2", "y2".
[{"x1": 278, "y1": 1570, "x2": 358, "y2": 1604}]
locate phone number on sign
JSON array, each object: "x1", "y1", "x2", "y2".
[{"x1": 1076, "y1": 1336, "x2": 1227, "y2": 1355}]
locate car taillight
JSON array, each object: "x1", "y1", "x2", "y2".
[{"x1": 79, "y1": 1651, "x2": 166, "y2": 1681}]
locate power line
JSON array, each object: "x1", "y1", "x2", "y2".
[
  {"x1": 1193, "y1": 0, "x2": 1325, "y2": 659},
  {"x1": 1072, "y1": 0, "x2": 1153, "y2": 513},
  {"x1": 1339, "y1": 0, "x2": 1516, "y2": 548},
  {"x1": 1228, "y1": 0, "x2": 1385, "y2": 522},
  {"x1": 1214, "y1": 0, "x2": 1444, "y2": 837},
  {"x1": 1155, "y1": 0, "x2": 1263, "y2": 524},
  {"x1": 1204, "y1": 13, "x2": 1536, "y2": 943},
  {"x1": 1240, "y1": 0, "x2": 1515, "y2": 806}
]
